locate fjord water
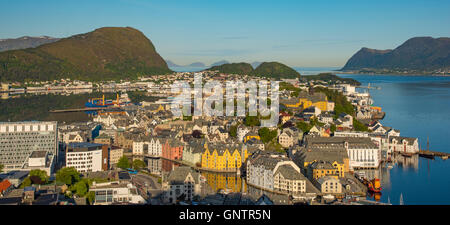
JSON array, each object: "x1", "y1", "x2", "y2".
[{"x1": 336, "y1": 74, "x2": 450, "y2": 205}]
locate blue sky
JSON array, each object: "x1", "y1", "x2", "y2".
[{"x1": 1, "y1": 0, "x2": 449, "y2": 67}]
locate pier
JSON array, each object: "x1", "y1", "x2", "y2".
[
  {"x1": 49, "y1": 108, "x2": 105, "y2": 113},
  {"x1": 419, "y1": 150, "x2": 450, "y2": 160}
]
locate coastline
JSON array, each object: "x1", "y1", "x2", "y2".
[{"x1": 335, "y1": 71, "x2": 450, "y2": 77}]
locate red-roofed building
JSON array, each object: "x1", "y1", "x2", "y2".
[{"x1": 0, "y1": 179, "x2": 13, "y2": 197}]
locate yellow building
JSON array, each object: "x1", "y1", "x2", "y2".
[
  {"x1": 282, "y1": 92, "x2": 329, "y2": 112},
  {"x1": 295, "y1": 146, "x2": 350, "y2": 179},
  {"x1": 201, "y1": 143, "x2": 251, "y2": 171},
  {"x1": 308, "y1": 160, "x2": 344, "y2": 180}
]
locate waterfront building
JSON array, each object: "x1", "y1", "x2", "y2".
[
  {"x1": 293, "y1": 145, "x2": 348, "y2": 177},
  {"x1": 65, "y1": 143, "x2": 109, "y2": 173},
  {"x1": 182, "y1": 140, "x2": 205, "y2": 166},
  {"x1": 303, "y1": 136, "x2": 380, "y2": 170},
  {"x1": 163, "y1": 166, "x2": 202, "y2": 204},
  {"x1": 201, "y1": 142, "x2": 251, "y2": 172},
  {"x1": 247, "y1": 153, "x2": 307, "y2": 194},
  {"x1": 388, "y1": 136, "x2": 420, "y2": 154},
  {"x1": 90, "y1": 181, "x2": 146, "y2": 205},
  {"x1": 161, "y1": 139, "x2": 184, "y2": 161},
  {"x1": 0, "y1": 121, "x2": 58, "y2": 173}
]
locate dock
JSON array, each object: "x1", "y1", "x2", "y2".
[
  {"x1": 49, "y1": 108, "x2": 105, "y2": 113},
  {"x1": 419, "y1": 150, "x2": 450, "y2": 160}
]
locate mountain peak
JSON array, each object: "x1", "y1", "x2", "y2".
[
  {"x1": 342, "y1": 36, "x2": 450, "y2": 72},
  {"x1": 0, "y1": 27, "x2": 171, "y2": 82}
]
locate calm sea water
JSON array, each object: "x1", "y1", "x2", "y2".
[{"x1": 336, "y1": 74, "x2": 450, "y2": 205}]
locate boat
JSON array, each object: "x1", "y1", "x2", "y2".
[
  {"x1": 400, "y1": 152, "x2": 414, "y2": 158},
  {"x1": 400, "y1": 193, "x2": 404, "y2": 205},
  {"x1": 367, "y1": 179, "x2": 382, "y2": 193}
]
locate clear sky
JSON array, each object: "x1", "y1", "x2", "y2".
[{"x1": 1, "y1": 0, "x2": 449, "y2": 67}]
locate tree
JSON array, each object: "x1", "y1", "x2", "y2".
[
  {"x1": 133, "y1": 159, "x2": 146, "y2": 171},
  {"x1": 20, "y1": 177, "x2": 32, "y2": 188},
  {"x1": 29, "y1": 169, "x2": 49, "y2": 184},
  {"x1": 296, "y1": 121, "x2": 313, "y2": 133},
  {"x1": 117, "y1": 156, "x2": 131, "y2": 170},
  {"x1": 353, "y1": 119, "x2": 370, "y2": 132},
  {"x1": 56, "y1": 167, "x2": 81, "y2": 186},
  {"x1": 74, "y1": 180, "x2": 88, "y2": 197},
  {"x1": 0, "y1": 164, "x2": 3, "y2": 173},
  {"x1": 258, "y1": 127, "x2": 278, "y2": 144},
  {"x1": 86, "y1": 191, "x2": 96, "y2": 205},
  {"x1": 244, "y1": 115, "x2": 261, "y2": 127}
]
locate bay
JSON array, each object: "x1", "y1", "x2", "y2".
[{"x1": 336, "y1": 73, "x2": 450, "y2": 205}]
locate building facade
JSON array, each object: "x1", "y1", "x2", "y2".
[
  {"x1": 66, "y1": 143, "x2": 109, "y2": 173},
  {"x1": 0, "y1": 121, "x2": 58, "y2": 173}
]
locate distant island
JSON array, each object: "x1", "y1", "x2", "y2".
[
  {"x1": 206, "y1": 61, "x2": 301, "y2": 79},
  {"x1": 0, "y1": 27, "x2": 172, "y2": 82},
  {"x1": 166, "y1": 60, "x2": 229, "y2": 68},
  {"x1": 341, "y1": 37, "x2": 450, "y2": 75}
]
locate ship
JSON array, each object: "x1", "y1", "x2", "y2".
[{"x1": 85, "y1": 93, "x2": 132, "y2": 108}]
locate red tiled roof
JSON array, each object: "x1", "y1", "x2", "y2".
[{"x1": 0, "y1": 179, "x2": 12, "y2": 192}]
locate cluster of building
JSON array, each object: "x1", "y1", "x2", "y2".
[{"x1": 0, "y1": 71, "x2": 422, "y2": 205}]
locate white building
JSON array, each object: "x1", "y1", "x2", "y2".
[
  {"x1": 163, "y1": 167, "x2": 203, "y2": 204},
  {"x1": 90, "y1": 181, "x2": 146, "y2": 205},
  {"x1": 389, "y1": 137, "x2": 419, "y2": 154},
  {"x1": 315, "y1": 176, "x2": 342, "y2": 194},
  {"x1": 247, "y1": 153, "x2": 307, "y2": 194},
  {"x1": 66, "y1": 143, "x2": 108, "y2": 173}
]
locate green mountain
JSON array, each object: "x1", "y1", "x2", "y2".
[
  {"x1": 206, "y1": 61, "x2": 301, "y2": 79},
  {"x1": 0, "y1": 27, "x2": 172, "y2": 82},
  {"x1": 341, "y1": 37, "x2": 450, "y2": 73},
  {"x1": 207, "y1": 62, "x2": 254, "y2": 75},
  {"x1": 252, "y1": 62, "x2": 301, "y2": 79}
]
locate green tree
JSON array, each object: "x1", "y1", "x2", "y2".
[
  {"x1": 258, "y1": 127, "x2": 278, "y2": 144},
  {"x1": 86, "y1": 191, "x2": 96, "y2": 205},
  {"x1": 117, "y1": 156, "x2": 131, "y2": 170},
  {"x1": 132, "y1": 159, "x2": 146, "y2": 171},
  {"x1": 244, "y1": 115, "x2": 261, "y2": 127},
  {"x1": 0, "y1": 164, "x2": 3, "y2": 173},
  {"x1": 29, "y1": 169, "x2": 49, "y2": 184},
  {"x1": 74, "y1": 180, "x2": 88, "y2": 197},
  {"x1": 296, "y1": 121, "x2": 313, "y2": 133},
  {"x1": 20, "y1": 177, "x2": 32, "y2": 188},
  {"x1": 353, "y1": 119, "x2": 370, "y2": 132},
  {"x1": 56, "y1": 167, "x2": 81, "y2": 186}
]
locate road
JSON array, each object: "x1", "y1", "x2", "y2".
[{"x1": 131, "y1": 173, "x2": 164, "y2": 204}]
